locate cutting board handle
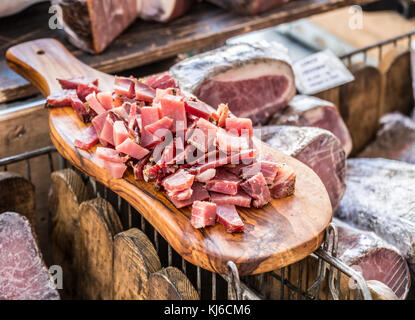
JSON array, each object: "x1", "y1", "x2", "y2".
[{"x1": 6, "y1": 38, "x2": 100, "y2": 96}]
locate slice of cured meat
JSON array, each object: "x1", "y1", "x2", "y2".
[
  {"x1": 216, "y1": 204, "x2": 244, "y2": 233},
  {"x1": 0, "y1": 212, "x2": 60, "y2": 300},
  {"x1": 270, "y1": 95, "x2": 353, "y2": 156},
  {"x1": 162, "y1": 169, "x2": 194, "y2": 193},
  {"x1": 74, "y1": 125, "x2": 99, "y2": 150},
  {"x1": 359, "y1": 112, "x2": 415, "y2": 163},
  {"x1": 205, "y1": 168, "x2": 241, "y2": 195},
  {"x1": 334, "y1": 219, "x2": 410, "y2": 300},
  {"x1": 261, "y1": 125, "x2": 345, "y2": 210},
  {"x1": 268, "y1": 162, "x2": 296, "y2": 199},
  {"x1": 335, "y1": 158, "x2": 415, "y2": 275},
  {"x1": 55, "y1": 0, "x2": 137, "y2": 53},
  {"x1": 191, "y1": 201, "x2": 217, "y2": 229},
  {"x1": 240, "y1": 172, "x2": 270, "y2": 208},
  {"x1": 167, "y1": 182, "x2": 209, "y2": 209},
  {"x1": 170, "y1": 42, "x2": 295, "y2": 125},
  {"x1": 137, "y1": 0, "x2": 194, "y2": 22},
  {"x1": 210, "y1": 190, "x2": 251, "y2": 208},
  {"x1": 116, "y1": 138, "x2": 150, "y2": 160},
  {"x1": 206, "y1": 0, "x2": 287, "y2": 15}
]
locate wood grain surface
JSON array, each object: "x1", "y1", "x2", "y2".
[
  {"x1": 0, "y1": 0, "x2": 377, "y2": 104},
  {"x1": 6, "y1": 38, "x2": 332, "y2": 275}
]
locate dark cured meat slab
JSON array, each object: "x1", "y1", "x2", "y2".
[
  {"x1": 0, "y1": 212, "x2": 60, "y2": 300},
  {"x1": 270, "y1": 95, "x2": 353, "y2": 156},
  {"x1": 334, "y1": 218, "x2": 410, "y2": 300},
  {"x1": 138, "y1": 0, "x2": 194, "y2": 22},
  {"x1": 170, "y1": 42, "x2": 295, "y2": 125},
  {"x1": 261, "y1": 125, "x2": 345, "y2": 210},
  {"x1": 335, "y1": 158, "x2": 415, "y2": 275},
  {"x1": 359, "y1": 113, "x2": 415, "y2": 164}
]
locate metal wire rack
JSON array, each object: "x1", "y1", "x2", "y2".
[{"x1": 0, "y1": 146, "x2": 371, "y2": 300}]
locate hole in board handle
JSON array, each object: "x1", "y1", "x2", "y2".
[{"x1": 37, "y1": 50, "x2": 45, "y2": 55}]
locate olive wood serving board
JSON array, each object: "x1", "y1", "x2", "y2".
[{"x1": 6, "y1": 39, "x2": 332, "y2": 275}]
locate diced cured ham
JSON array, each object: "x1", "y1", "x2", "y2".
[
  {"x1": 210, "y1": 190, "x2": 251, "y2": 208},
  {"x1": 162, "y1": 169, "x2": 195, "y2": 193},
  {"x1": 103, "y1": 160, "x2": 127, "y2": 179},
  {"x1": 116, "y1": 138, "x2": 150, "y2": 160},
  {"x1": 57, "y1": 77, "x2": 98, "y2": 90},
  {"x1": 0, "y1": 212, "x2": 60, "y2": 300},
  {"x1": 141, "y1": 107, "x2": 161, "y2": 148},
  {"x1": 191, "y1": 201, "x2": 217, "y2": 229},
  {"x1": 96, "y1": 147, "x2": 127, "y2": 163},
  {"x1": 143, "y1": 72, "x2": 178, "y2": 90},
  {"x1": 46, "y1": 89, "x2": 92, "y2": 123},
  {"x1": 171, "y1": 42, "x2": 296, "y2": 125},
  {"x1": 138, "y1": 0, "x2": 194, "y2": 22},
  {"x1": 74, "y1": 125, "x2": 99, "y2": 150},
  {"x1": 113, "y1": 121, "x2": 129, "y2": 146},
  {"x1": 268, "y1": 163, "x2": 296, "y2": 199},
  {"x1": 226, "y1": 117, "x2": 253, "y2": 136},
  {"x1": 134, "y1": 80, "x2": 156, "y2": 102},
  {"x1": 206, "y1": 0, "x2": 286, "y2": 15},
  {"x1": 205, "y1": 168, "x2": 241, "y2": 195},
  {"x1": 167, "y1": 188, "x2": 193, "y2": 202},
  {"x1": 86, "y1": 92, "x2": 107, "y2": 115},
  {"x1": 160, "y1": 94, "x2": 187, "y2": 132},
  {"x1": 240, "y1": 172, "x2": 270, "y2": 208},
  {"x1": 100, "y1": 114, "x2": 115, "y2": 146},
  {"x1": 168, "y1": 182, "x2": 209, "y2": 208},
  {"x1": 270, "y1": 95, "x2": 353, "y2": 156},
  {"x1": 241, "y1": 160, "x2": 278, "y2": 185},
  {"x1": 114, "y1": 76, "x2": 135, "y2": 98},
  {"x1": 195, "y1": 168, "x2": 216, "y2": 183},
  {"x1": 77, "y1": 82, "x2": 99, "y2": 102},
  {"x1": 216, "y1": 130, "x2": 249, "y2": 153},
  {"x1": 216, "y1": 204, "x2": 244, "y2": 233},
  {"x1": 97, "y1": 92, "x2": 113, "y2": 110},
  {"x1": 185, "y1": 100, "x2": 211, "y2": 120},
  {"x1": 187, "y1": 118, "x2": 218, "y2": 152},
  {"x1": 145, "y1": 117, "x2": 174, "y2": 138}
]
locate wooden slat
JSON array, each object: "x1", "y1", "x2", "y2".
[{"x1": 0, "y1": 0, "x2": 377, "y2": 104}]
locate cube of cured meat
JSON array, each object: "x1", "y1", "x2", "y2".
[
  {"x1": 56, "y1": 0, "x2": 137, "y2": 54},
  {"x1": 114, "y1": 76, "x2": 135, "y2": 98},
  {"x1": 241, "y1": 160, "x2": 279, "y2": 184},
  {"x1": 187, "y1": 118, "x2": 218, "y2": 152},
  {"x1": 167, "y1": 188, "x2": 193, "y2": 202},
  {"x1": 205, "y1": 168, "x2": 241, "y2": 195},
  {"x1": 46, "y1": 90, "x2": 91, "y2": 123},
  {"x1": 143, "y1": 72, "x2": 178, "y2": 90},
  {"x1": 113, "y1": 121, "x2": 129, "y2": 146},
  {"x1": 0, "y1": 212, "x2": 60, "y2": 300},
  {"x1": 100, "y1": 114, "x2": 116, "y2": 146},
  {"x1": 145, "y1": 117, "x2": 174, "y2": 138},
  {"x1": 134, "y1": 80, "x2": 156, "y2": 102},
  {"x1": 77, "y1": 82, "x2": 100, "y2": 102},
  {"x1": 216, "y1": 130, "x2": 249, "y2": 153},
  {"x1": 168, "y1": 182, "x2": 209, "y2": 209},
  {"x1": 116, "y1": 138, "x2": 150, "y2": 160},
  {"x1": 240, "y1": 172, "x2": 270, "y2": 208},
  {"x1": 216, "y1": 204, "x2": 244, "y2": 233},
  {"x1": 226, "y1": 117, "x2": 253, "y2": 136},
  {"x1": 74, "y1": 125, "x2": 99, "y2": 150},
  {"x1": 96, "y1": 147, "x2": 128, "y2": 163},
  {"x1": 86, "y1": 92, "x2": 106, "y2": 115},
  {"x1": 210, "y1": 190, "x2": 252, "y2": 208},
  {"x1": 269, "y1": 163, "x2": 296, "y2": 199},
  {"x1": 96, "y1": 92, "x2": 114, "y2": 110},
  {"x1": 191, "y1": 201, "x2": 217, "y2": 229},
  {"x1": 58, "y1": 77, "x2": 98, "y2": 90},
  {"x1": 185, "y1": 100, "x2": 211, "y2": 120},
  {"x1": 162, "y1": 169, "x2": 194, "y2": 193},
  {"x1": 141, "y1": 107, "x2": 161, "y2": 148},
  {"x1": 103, "y1": 160, "x2": 127, "y2": 179},
  {"x1": 160, "y1": 95, "x2": 187, "y2": 132}
]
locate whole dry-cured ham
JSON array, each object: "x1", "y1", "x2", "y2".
[
  {"x1": 270, "y1": 95, "x2": 353, "y2": 156},
  {"x1": 46, "y1": 75, "x2": 297, "y2": 233},
  {"x1": 334, "y1": 219, "x2": 410, "y2": 300},
  {"x1": 0, "y1": 212, "x2": 60, "y2": 300},
  {"x1": 359, "y1": 112, "x2": 415, "y2": 163},
  {"x1": 335, "y1": 158, "x2": 415, "y2": 275},
  {"x1": 206, "y1": 0, "x2": 287, "y2": 15},
  {"x1": 261, "y1": 125, "x2": 345, "y2": 210},
  {"x1": 170, "y1": 42, "x2": 296, "y2": 125}
]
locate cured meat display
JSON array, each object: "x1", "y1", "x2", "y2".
[
  {"x1": 206, "y1": 0, "x2": 288, "y2": 15},
  {"x1": 0, "y1": 212, "x2": 60, "y2": 300},
  {"x1": 54, "y1": 0, "x2": 137, "y2": 54},
  {"x1": 138, "y1": 0, "x2": 194, "y2": 22},
  {"x1": 335, "y1": 158, "x2": 415, "y2": 274},
  {"x1": 261, "y1": 125, "x2": 345, "y2": 210},
  {"x1": 359, "y1": 113, "x2": 415, "y2": 163},
  {"x1": 170, "y1": 42, "x2": 296, "y2": 125},
  {"x1": 54, "y1": 0, "x2": 194, "y2": 54},
  {"x1": 270, "y1": 95, "x2": 353, "y2": 156},
  {"x1": 334, "y1": 219, "x2": 410, "y2": 300},
  {"x1": 46, "y1": 76, "x2": 297, "y2": 233}
]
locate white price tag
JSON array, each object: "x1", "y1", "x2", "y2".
[{"x1": 293, "y1": 50, "x2": 354, "y2": 95}]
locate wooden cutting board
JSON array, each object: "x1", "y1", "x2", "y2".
[{"x1": 6, "y1": 39, "x2": 332, "y2": 275}]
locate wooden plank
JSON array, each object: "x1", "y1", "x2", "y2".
[
  {"x1": 6, "y1": 38, "x2": 333, "y2": 275},
  {"x1": 113, "y1": 228, "x2": 161, "y2": 300},
  {"x1": 78, "y1": 198, "x2": 123, "y2": 300},
  {"x1": 0, "y1": 0, "x2": 378, "y2": 104}
]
